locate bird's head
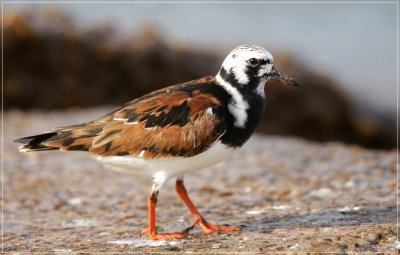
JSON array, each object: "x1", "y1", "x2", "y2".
[{"x1": 217, "y1": 45, "x2": 299, "y2": 95}]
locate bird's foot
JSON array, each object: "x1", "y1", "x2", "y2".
[
  {"x1": 140, "y1": 228, "x2": 189, "y2": 240},
  {"x1": 140, "y1": 220, "x2": 240, "y2": 239},
  {"x1": 190, "y1": 218, "x2": 241, "y2": 234}
]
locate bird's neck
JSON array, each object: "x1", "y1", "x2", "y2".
[{"x1": 215, "y1": 71, "x2": 266, "y2": 147}]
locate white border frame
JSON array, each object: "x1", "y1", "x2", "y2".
[{"x1": 1, "y1": 1, "x2": 398, "y2": 254}]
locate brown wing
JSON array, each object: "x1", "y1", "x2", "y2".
[{"x1": 38, "y1": 76, "x2": 226, "y2": 159}]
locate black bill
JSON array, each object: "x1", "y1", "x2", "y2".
[{"x1": 268, "y1": 66, "x2": 300, "y2": 87}]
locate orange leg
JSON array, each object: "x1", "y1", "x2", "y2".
[
  {"x1": 175, "y1": 179, "x2": 241, "y2": 234},
  {"x1": 141, "y1": 191, "x2": 189, "y2": 240}
]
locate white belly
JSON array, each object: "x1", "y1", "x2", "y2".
[{"x1": 96, "y1": 141, "x2": 236, "y2": 189}]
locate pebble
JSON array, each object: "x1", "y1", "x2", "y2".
[
  {"x1": 61, "y1": 219, "x2": 96, "y2": 227},
  {"x1": 68, "y1": 197, "x2": 83, "y2": 205},
  {"x1": 337, "y1": 206, "x2": 361, "y2": 212},
  {"x1": 272, "y1": 205, "x2": 293, "y2": 210},
  {"x1": 49, "y1": 249, "x2": 73, "y2": 253},
  {"x1": 212, "y1": 244, "x2": 222, "y2": 249},
  {"x1": 289, "y1": 243, "x2": 300, "y2": 249},
  {"x1": 309, "y1": 188, "x2": 334, "y2": 198},
  {"x1": 109, "y1": 239, "x2": 186, "y2": 247}
]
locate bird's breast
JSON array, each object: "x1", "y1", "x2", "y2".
[{"x1": 220, "y1": 95, "x2": 266, "y2": 148}]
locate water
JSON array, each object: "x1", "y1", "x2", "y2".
[{"x1": 5, "y1": 2, "x2": 397, "y2": 111}]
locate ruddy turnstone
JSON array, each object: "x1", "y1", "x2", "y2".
[{"x1": 15, "y1": 45, "x2": 299, "y2": 240}]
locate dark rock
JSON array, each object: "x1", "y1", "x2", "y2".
[{"x1": 2, "y1": 10, "x2": 395, "y2": 149}]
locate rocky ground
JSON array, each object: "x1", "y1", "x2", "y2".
[{"x1": 3, "y1": 108, "x2": 398, "y2": 253}]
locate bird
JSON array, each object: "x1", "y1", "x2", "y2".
[{"x1": 15, "y1": 45, "x2": 299, "y2": 240}]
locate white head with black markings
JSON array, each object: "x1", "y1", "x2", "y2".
[{"x1": 217, "y1": 45, "x2": 299, "y2": 95}]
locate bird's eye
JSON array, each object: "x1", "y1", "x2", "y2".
[
  {"x1": 248, "y1": 58, "x2": 259, "y2": 66},
  {"x1": 266, "y1": 59, "x2": 272, "y2": 64}
]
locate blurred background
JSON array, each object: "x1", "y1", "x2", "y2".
[{"x1": 3, "y1": 2, "x2": 397, "y2": 149}]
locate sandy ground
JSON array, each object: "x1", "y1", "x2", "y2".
[{"x1": 3, "y1": 108, "x2": 398, "y2": 253}]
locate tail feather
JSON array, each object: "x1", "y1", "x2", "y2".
[
  {"x1": 15, "y1": 123, "x2": 103, "y2": 152},
  {"x1": 15, "y1": 132, "x2": 59, "y2": 152}
]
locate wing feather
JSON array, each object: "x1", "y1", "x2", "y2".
[{"x1": 89, "y1": 81, "x2": 225, "y2": 158}]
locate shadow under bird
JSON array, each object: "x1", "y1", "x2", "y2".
[{"x1": 15, "y1": 45, "x2": 299, "y2": 240}]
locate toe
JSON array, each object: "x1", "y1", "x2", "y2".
[{"x1": 198, "y1": 221, "x2": 241, "y2": 233}]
